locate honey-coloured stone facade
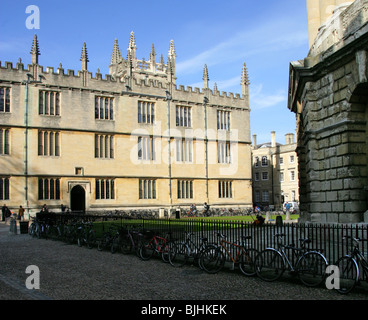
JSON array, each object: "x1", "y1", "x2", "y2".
[{"x1": 0, "y1": 32, "x2": 252, "y2": 217}]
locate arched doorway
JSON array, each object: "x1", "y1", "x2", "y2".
[
  {"x1": 70, "y1": 185, "x2": 85, "y2": 212},
  {"x1": 349, "y1": 82, "x2": 368, "y2": 217}
]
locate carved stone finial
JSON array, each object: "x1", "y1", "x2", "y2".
[
  {"x1": 203, "y1": 64, "x2": 209, "y2": 89},
  {"x1": 30, "y1": 34, "x2": 40, "y2": 64},
  {"x1": 80, "y1": 42, "x2": 89, "y2": 71},
  {"x1": 111, "y1": 38, "x2": 121, "y2": 65},
  {"x1": 241, "y1": 62, "x2": 250, "y2": 85}
]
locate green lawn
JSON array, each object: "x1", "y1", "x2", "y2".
[
  {"x1": 93, "y1": 213, "x2": 299, "y2": 237},
  {"x1": 193, "y1": 214, "x2": 299, "y2": 222}
]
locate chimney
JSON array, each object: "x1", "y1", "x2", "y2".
[
  {"x1": 285, "y1": 133, "x2": 295, "y2": 145},
  {"x1": 271, "y1": 131, "x2": 276, "y2": 148},
  {"x1": 252, "y1": 134, "x2": 257, "y2": 148}
]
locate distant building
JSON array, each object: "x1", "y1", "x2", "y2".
[
  {"x1": 0, "y1": 32, "x2": 253, "y2": 216},
  {"x1": 288, "y1": 0, "x2": 368, "y2": 223},
  {"x1": 252, "y1": 131, "x2": 299, "y2": 210}
]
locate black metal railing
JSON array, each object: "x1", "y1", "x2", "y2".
[{"x1": 33, "y1": 213, "x2": 368, "y2": 280}]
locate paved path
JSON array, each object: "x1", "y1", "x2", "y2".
[{"x1": 0, "y1": 221, "x2": 367, "y2": 308}]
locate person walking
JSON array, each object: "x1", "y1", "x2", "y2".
[
  {"x1": 285, "y1": 202, "x2": 291, "y2": 221},
  {"x1": 203, "y1": 202, "x2": 210, "y2": 217}
]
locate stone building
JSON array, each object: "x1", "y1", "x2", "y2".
[
  {"x1": 288, "y1": 0, "x2": 368, "y2": 223},
  {"x1": 0, "y1": 32, "x2": 252, "y2": 216},
  {"x1": 252, "y1": 131, "x2": 299, "y2": 210}
]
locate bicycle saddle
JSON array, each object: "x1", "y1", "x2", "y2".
[{"x1": 241, "y1": 236, "x2": 252, "y2": 240}]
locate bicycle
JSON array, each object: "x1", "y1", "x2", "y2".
[
  {"x1": 200, "y1": 232, "x2": 258, "y2": 276},
  {"x1": 186, "y1": 209, "x2": 198, "y2": 218},
  {"x1": 168, "y1": 232, "x2": 214, "y2": 268},
  {"x1": 76, "y1": 221, "x2": 97, "y2": 249},
  {"x1": 255, "y1": 233, "x2": 328, "y2": 287},
  {"x1": 97, "y1": 225, "x2": 116, "y2": 251},
  {"x1": 46, "y1": 218, "x2": 65, "y2": 241},
  {"x1": 28, "y1": 217, "x2": 38, "y2": 237},
  {"x1": 120, "y1": 226, "x2": 144, "y2": 256},
  {"x1": 111, "y1": 225, "x2": 128, "y2": 253},
  {"x1": 63, "y1": 220, "x2": 79, "y2": 244},
  {"x1": 139, "y1": 231, "x2": 173, "y2": 262},
  {"x1": 29, "y1": 217, "x2": 49, "y2": 239},
  {"x1": 334, "y1": 236, "x2": 368, "y2": 294}
]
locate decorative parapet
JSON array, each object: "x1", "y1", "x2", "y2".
[
  {"x1": 307, "y1": 0, "x2": 368, "y2": 67},
  {"x1": 0, "y1": 31, "x2": 249, "y2": 110},
  {"x1": 0, "y1": 59, "x2": 248, "y2": 109}
]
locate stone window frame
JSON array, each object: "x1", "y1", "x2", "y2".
[
  {"x1": 138, "y1": 101, "x2": 155, "y2": 124},
  {"x1": 261, "y1": 156, "x2": 268, "y2": 167},
  {"x1": 39, "y1": 90, "x2": 60, "y2": 116},
  {"x1": 0, "y1": 87, "x2": 11, "y2": 113},
  {"x1": 0, "y1": 177, "x2": 10, "y2": 200},
  {"x1": 176, "y1": 105, "x2": 192, "y2": 127},
  {"x1": 0, "y1": 128, "x2": 10, "y2": 155},
  {"x1": 218, "y1": 180, "x2": 232, "y2": 198},
  {"x1": 139, "y1": 179, "x2": 156, "y2": 200},
  {"x1": 38, "y1": 130, "x2": 60, "y2": 157},
  {"x1": 95, "y1": 96, "x2": 114, "y2": 121},
  {"x1": 38, "y1": 177, "x2": 61, "y2": 200},
  {"x1": 94, "y1": 134, "x2": 114, "y2": 159},
  {"x1": 177, "y1": 180, "x2": 193, "y2": 199},
  {"x1": 95, "y1": 178, "x2": 115, "y2": 200}
]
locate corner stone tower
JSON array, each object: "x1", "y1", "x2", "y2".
[{"x1": 306, "y1": 0, "x2": 354, "y2": 48}]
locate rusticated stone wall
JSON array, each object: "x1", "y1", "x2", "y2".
[{"x1": 289, "y1": 0, "x2": 368, "y2": 223}]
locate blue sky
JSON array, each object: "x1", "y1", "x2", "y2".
[{"x1": 0, "y1": 0, "x2": 309, "y2": 145}]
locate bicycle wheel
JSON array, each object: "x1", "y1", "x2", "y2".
[
  {"x1": 64, "y1": 226, "x2": 76, "y2": 244},
  {"x1": 169, "y1": 242, "x2": 189, "y2": 267},
  {"x1": 121, "y1": 235, "x2": 133, "y2": 254},
  {"x1": 297, "y1": 251, "x2": 328, "y2": 287},
  {"x1": 161, "y1": 241, "x2": 172, "y2": 263},
  {"x1": 255, "y1": 249, "x2": 285, "y2": 282},
  {"x1": 111, "y1": 235, "x2": 121, "y2": 253},
  {"x1": 139, "y1": 239, "x2": 155, "y2": 260},
  {"x1": 77, "y1": 235, "x2": 83, "y2": 247},
  {"x1": 87, "y1": 230, "x2": 97, "y2": 249},
  {"x1": 195, "y1": 244, "x2": 216, "y2": 270},
  {"x1": 28, "y1": 223, "x2": 36, "y2": 237},
  {"x1": 200, "y1": 246, "x2": 225, "y2": 274},
  {"x1": 97, "y1": 235, "x2": 107, "y2": 251},
  {"x1": 239, "y1": 248, "x2": 258, "y2": 276},
  {"x1": 36, "y1": 225, "x2": 41, "y2": 239},
  {"x1": 335, "y1": 256, "x2": 359, "y2": 294}
]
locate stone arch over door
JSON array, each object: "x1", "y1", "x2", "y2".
[
  {"x1": 70, "y1": 185, "x2": 86, "y2": 212},
  {"x1": 348, "y1": 82, "x2": 368, "y2": 220}
]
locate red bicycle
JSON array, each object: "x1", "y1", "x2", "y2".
[{"x1": 139, "y1": 231, "x2": 173, "y2": 262}]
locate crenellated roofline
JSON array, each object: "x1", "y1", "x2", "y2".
[{"x1": 0, "y1": 33, "x2": 251, "y2": 109}]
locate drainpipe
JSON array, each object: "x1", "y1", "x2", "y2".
[
  {"x1": 165, "y1": 91, "x2": 172, "y2": 208},
  {"x1": 204, "y1": 96, "x2": 209, "y2": 202},
  {"x1": 23, "y1": 73, "x2": 32, "y2": 218}
]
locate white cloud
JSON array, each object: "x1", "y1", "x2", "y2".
[
  {"x1": 250, "y1": 84, "x2": 286, "y2": 110},
  {"x1": 188, "y1": 76, "x2": 240, "y2": 92},
  {"x1": 176, "y1": 19, "x2": 308, "y2": 75}
]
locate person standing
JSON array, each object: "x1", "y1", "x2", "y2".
[
  {"x1": 18, "y1": 205, "x2": 25, "y2": 221},
  {"x1": 2, "y1": 204, "x2": 11, "y2": 223}
]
